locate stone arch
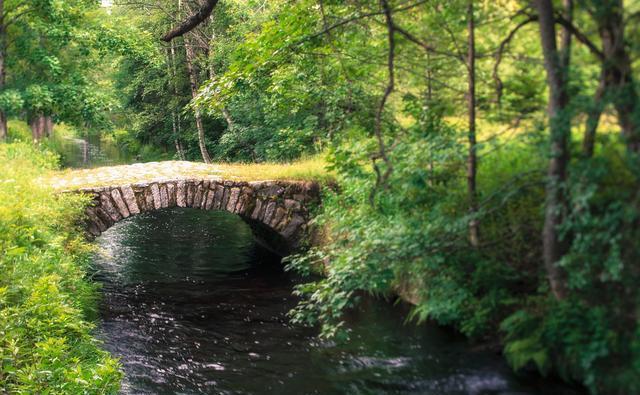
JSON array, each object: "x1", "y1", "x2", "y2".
[{"x1": 77, "y1": 178, "x2": 320, "y2": 254}]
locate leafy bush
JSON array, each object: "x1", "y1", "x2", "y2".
[
  {"x1": 7, "y1": 119, "x2": 33, "y2": 143},
  {"x1": 287, "y1": 111, "x2": 640, "y2": 394},
  {"x1": 0, "y1": 142, "x2": 121, "y2": 393}
]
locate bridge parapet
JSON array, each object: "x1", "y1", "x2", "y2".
[{"x1": 76, "y1": 178, "x2": 320, "y2": 253}]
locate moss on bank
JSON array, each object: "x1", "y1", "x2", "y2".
[{"x1": 0, "y1": 142, "x2": 121, "y2": 393}]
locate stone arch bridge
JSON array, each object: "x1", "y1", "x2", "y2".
[{"x1": 53, "y1": 162, "x2": 321, "y2": 254}]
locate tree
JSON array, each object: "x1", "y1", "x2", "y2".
[
  {"x1": 467, "y1": 0, "x2": 479, "y2": 246},
  {"x1": 533, "y1": 0, "x2": 571, "y2": 300},
  {"x1": 184, "y1": 32, "x2": 212, "y2": 163}
]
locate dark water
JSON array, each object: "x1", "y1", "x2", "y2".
[
  {"x1": 93, "y1": 208, "x2": 582, "y2": 394},
  {"x1": 57, "y1": 135, "x2": 132, "y2": 168}
]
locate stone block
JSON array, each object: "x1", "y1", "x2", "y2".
[
  {"x1": 110, "y1": 188, "x2": 131, "y2": 218},
  {"x1": 150, "y1": 183, "x2": 162, "y2": 210},
  {"x1": 121, "y1": 186, "x2": 140, "y2": 214}
]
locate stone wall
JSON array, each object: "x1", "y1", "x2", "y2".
[{"x1": 75, "y1": 178, "x2": 320, "y2": 253}]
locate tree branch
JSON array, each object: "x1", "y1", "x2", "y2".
[
  {"x1": 370, "y1": 0, "x2": 395, "y2": 202},
  {"x1": 161, "y1": 0, "x2": 219, "y2": 42},
  {"x1": 554, "y1": 13, "x2": 603, "y2": 60},
  {"x1": 493, "y1": 15, "x2": 538, "y2": 104},
  {"x1": 391, "y1": 23, "x2": 464, "y2": 61},
  {"x1": 292, "y1": 0, "x2": 428, "y2": 47}
]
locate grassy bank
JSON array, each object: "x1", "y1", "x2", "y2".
[{"x1": 0, "y1": 142, "x2": 121, "y2": 393}]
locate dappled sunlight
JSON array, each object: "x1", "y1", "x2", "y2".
[{"x1": 45, "y1": 157, "x2": 330, "y2": 191}]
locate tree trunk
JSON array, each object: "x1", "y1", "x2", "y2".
[
  {"x1": 598, "y1": 0, "x2": 640, "y2": 152},
  {"x1": 44, "y1": 115, "x2": 54, "y2": 138},
  {"x1": 206, "y1": 39, "x2": 234, "y2": 130},
  {"x1": 559, "y1": 0, "x2": 573, "y2": 72},
  {"x1": 166, "y1": 44, "x2": 186, "y2": 160},
  {"x1": 221, "y1": 107, "x2": 234, "y2": 129},
  {"x1": 583, "y1": 72, "x2": 606, "y2": 157},
  {"x1": 30, "y1": 114, "x2": 46, "y2": 141},
  {"x1": 467, "y1": 0, "x2": 479, "y2": 247},
  {"x1": 29, "y1": 117, "x2": 37, "y2": 141},
  {"x1": 426, "y1": 53, "x2": 433, "y2": 103},
  {"x1": 534, "y1": 0, "x2": 570, "y2": 300},
  {"x1": 184, "y1": 34, "x2": 212, "y2": 163},
  {"x1": 0, "y1": 111, "x2": 6, "y2": 141}
]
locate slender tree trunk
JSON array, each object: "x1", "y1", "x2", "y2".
[
  {"x1": 583, "y1": 72, "x2": 606, "y2": 157},
  {"x1": 44, "y1": 115, "x2": 54, "y2": 138},
  {"x1": 426, "y1": 53, "x2": 434, "y2": 187},
  {"x1": 221, "y1": 107, "x2": 234, "y2": 129},
  {"x1": 467, "y1": 0, "x2": 479, "y2": 247},
  {"x1": 166, "y1": 45, "x2": 186, "y2": 160},
  {"x1": 206, "y1": 38, "x2": 234, "y2": 130},
  {"x1": 559, "y1": 0, "x2": 573, "y2": 72},
  {"x1": 184, "y1": 34, "x2": 212, "y2": 163},
  {"x1": 426, "y1": 53, "x2": 433, "y2": 103},
  {"x1": 0, "y1": 0, "x2": 7, "y2": 141},
  {"x1": 534, "y1": 0, "x2": 570, "y2": 300},
  {"x1": 170, "y1": 39, "x2": 186, "y2": 160}
]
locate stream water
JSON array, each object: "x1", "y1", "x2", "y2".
[
  {"x1": 57, "y1": 134, "x2": 132, "y2": 168},
  {"x1": 91, "y1": 208, "x2": 583, "y2": 394}
]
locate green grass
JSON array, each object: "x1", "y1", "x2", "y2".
[
  {"x1": 211, "y1": 156, "x2": 332, "y2": 182},
  {"x1": 0, "y1": 142, "x2": 122, "y2": 393},
  {"x1": 46, "y1": 155, "x2": 332, "y2": 191}
]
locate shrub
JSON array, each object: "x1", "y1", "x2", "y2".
[{"x1": 0, "y1": 142, "x2": 121, "y2": 393}]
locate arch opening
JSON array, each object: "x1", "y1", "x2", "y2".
[{"x1": 79, "y1": 178, "x2": 319, "y2": 255}]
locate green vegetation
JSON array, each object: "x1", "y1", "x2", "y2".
[
  {"x1": 0, "y1": 141, "x2": 121, "y2": 393},
  {"x1": 1, "y1": 0, "x2": 639, "y2": 394}
]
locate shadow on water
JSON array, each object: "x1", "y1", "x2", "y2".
[{"x1": 92, "y1": 208, "x2": 584, "y2": 395}]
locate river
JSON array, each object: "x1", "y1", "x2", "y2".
[
  {"x1": 91, "y1": 208, "x2": 582, "y2": 394},
  {"x1": 56, "y1": 134, "x2": 132, "y2": 168}
]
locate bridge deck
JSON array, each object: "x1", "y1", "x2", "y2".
[{"x1": 48, "y1": 159, "x2": 328, "y2": 191}]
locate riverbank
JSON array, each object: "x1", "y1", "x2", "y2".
[{"x1": 0, "y1": 142, "x2": 121, "y2": 393}]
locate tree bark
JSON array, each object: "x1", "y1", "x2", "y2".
[
  {"x1": 166, "y1": 44, "x2": 186, "y2": 160},
  {"x1": 161, "y1": 0, "x2": 219, "y2": 42},
  {"x1": 583, "y1": 72, "x2": 606, "y2": 157},
  {"x1": 44, "y1": 115, "x2": 54, "y2": 138},
  {"x1": 467, "y1": 0, "x2": 479, "y2": 247},
  {"x1": 184, "y1": 34, "x2": 212, "y2": 163},
  {"x1": 598, "y1": 0, "x2": 640, "y2": 152},
  {"x1": 30, "y1": 114, "x2": 46, "y2": 141},
  {"x1": 534, "y1": 0, "x2": 570, "y2": 300},
  {"x1": 559, "y1": 0, "x2": 573, "y2": 72},
  {"x1": 29, "y1": 117, "x2": 37, "y2": 141}
]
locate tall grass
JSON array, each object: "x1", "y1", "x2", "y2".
[{"x1": 0, "y1": 142, "x2": 121, "y2": 393}]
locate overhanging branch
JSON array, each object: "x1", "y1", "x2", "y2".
[
  {"x1": 161, "y1": 0, "x2": 219, "y2": 42},
  {"x1": 554, "y1": 13, "x2": 603, "y2": 60}
]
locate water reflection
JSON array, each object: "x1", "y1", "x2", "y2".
[
  {"x1": 93, "y1": 208, "x2": 582, "y2": 394},
  {"x1": 56, "y1": 135, "x2": 132, "y2": 168}
]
